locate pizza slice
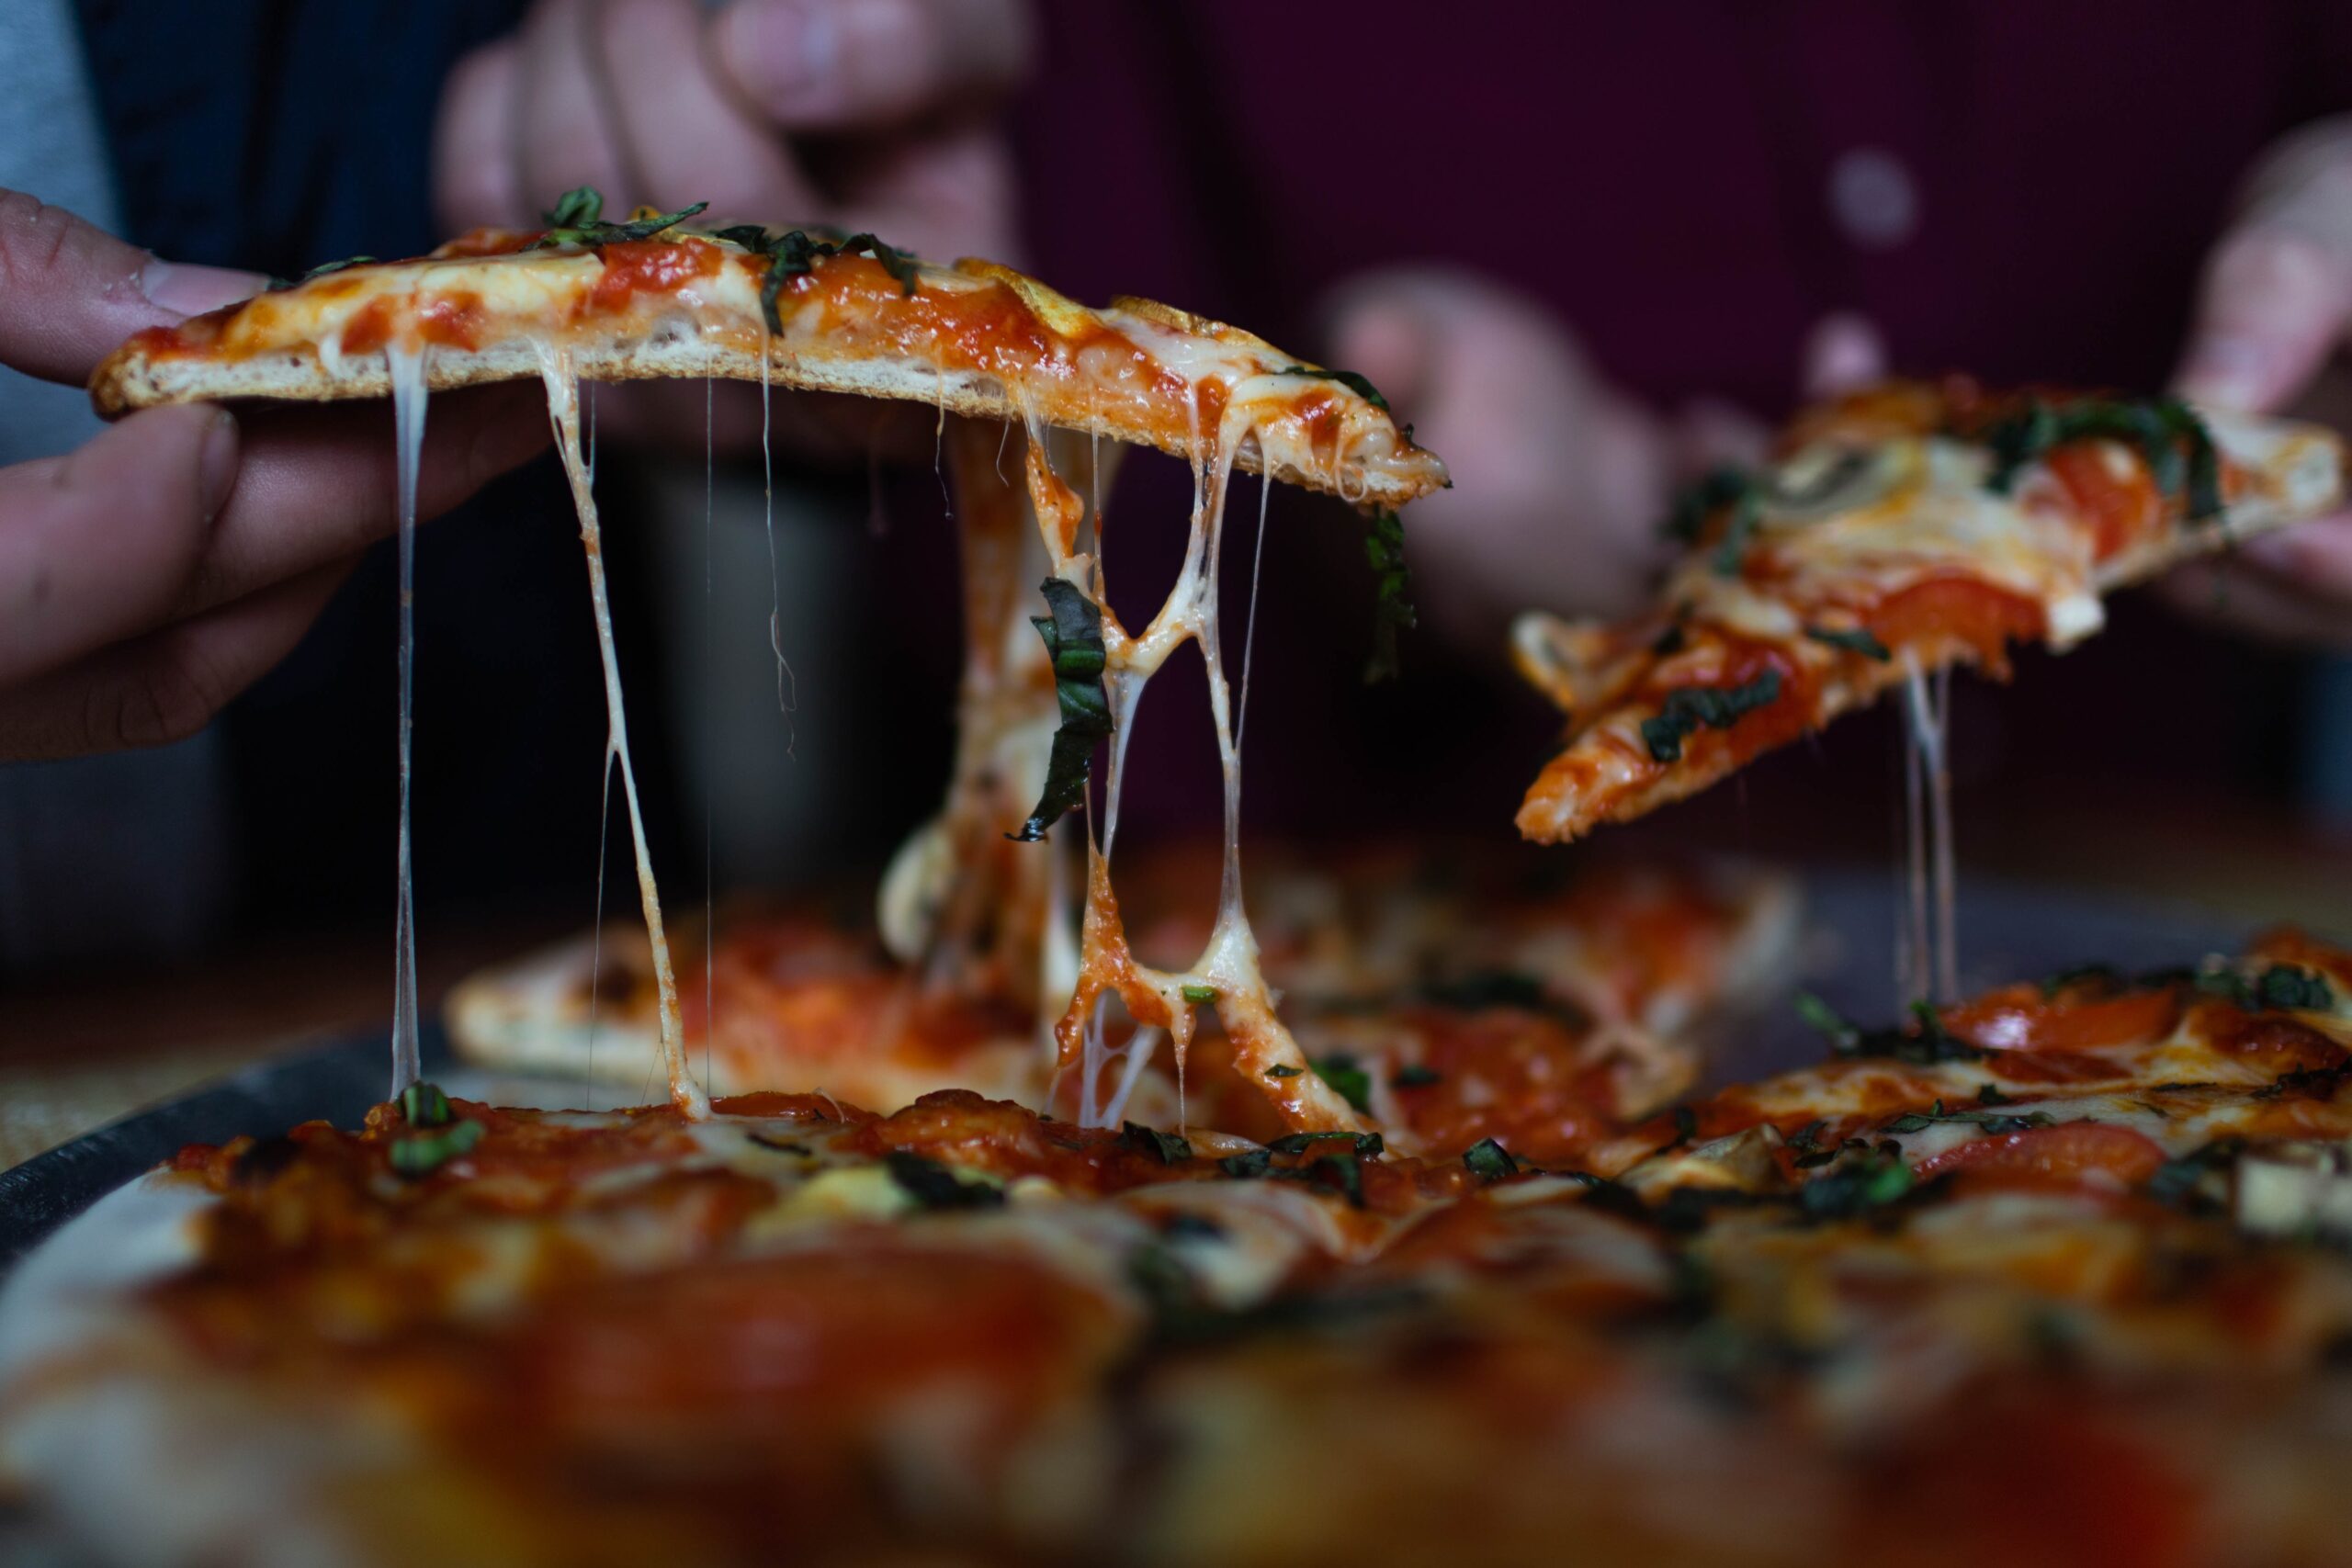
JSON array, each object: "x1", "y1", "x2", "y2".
[
  {"x1": 90, "y1": 189, "x2": 1448, "y2": 1129},
  {"x1": 1512, "y1": 378, "x2": 2346, "y2": 842},
  {"x1": 91, "y1": 190, "x2": 1444, "y2": 507}
]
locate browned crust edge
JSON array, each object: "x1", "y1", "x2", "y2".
[{"x1": 90, "y1": 331, "x2": 1450, "y2": 508}]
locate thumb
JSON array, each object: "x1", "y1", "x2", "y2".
[
  {"x1": 2174, "y1": 122, "x2": 2352, "y2": 412},
  {"x1": 0, "y1": 189, "x2": 263, "y2": 388}
]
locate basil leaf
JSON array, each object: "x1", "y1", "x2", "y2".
[
  {"x1": 1363, "y1": 508, "x2": 1416, "y2": 683},
  {"x1": 1799, "y1": 1150, "x2": 1914, "y2": 1218},
  {"x1": 1275, "y1": 365, "x2": 1391, "y2": 413},
  {"x1": 1661, "y1": 466, "x2": 1753, "y2": 546},
  {"x1": 1008, "y1": 578, "x2": 1112, "y2": 842},
  {"x1": 2256, "y1": 965, "x2": 2334, "y2": 1012},
  {"x1": 1392, "y1": 1064, "x2": 1443, "y2": 1089},
  {"x1": 527, "y1": 186, "x2": 709, "y2": 251},
  {"x1": 1182, "y1": 984, "x2": 1219, "y2": 1004},
  {"x1": 1639, "y1": 670, "x2": 1783, "y2": 762},
  {"x1": 389, "y1": 1118, "x2": 483, "y2": 1179},
  {"x1": 1711, "y1": 487, "x2": 1764, "y2": 576},
  {"x1": 1267, "y1": 1131, "x2": 1385, "y2": 1157},
  {"x1": 1420, "y1": 970, "x2": 1548, "y2": 1011},
  {"x1": 1218, "y1": 1148, "x2": 1272, "y2": 1179},
  {"x1": 1312, "y1": 1053, "x2": 1374, "y2": 1114},
  {"x1": 1804, "y1": 624, "x2": 1891, "y2": 660},
  {"x1": 544, "y1": 186, "x2": 603, "y2": 229},
  {"x1": 883, "y1": 1149, "x2": 1005, "y2": 1211},
  {"x1": 1462, "y1": 1137, "x2": 1520, "y2": 1180},
  {"x1": 1264, "y1": 1064, "x2": 1302, "y2": 1078},
  {"x1": 267, "y1": 255, "x2": 376, "y2": 292},
  {"x1": 1277, "y1": 1152, "x2": 1364, "y2": 1207},
  {"x1": 400, "y1": 1081, "x2": 453, "y2": 1128},
  {"x1": 1121, "y1": 1122, "x2": 1193, "y2": 1165}
]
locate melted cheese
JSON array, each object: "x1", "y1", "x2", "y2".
[
  {"x1": 537, "y1": 346, "x2": 708, "y2": 1120},
  {"x1": 1012, "y1": 389, "x2": 1365, "y2": 1136},
  {"x1": 388, "y1": 343, "x2": 429, "y2": 1097}
]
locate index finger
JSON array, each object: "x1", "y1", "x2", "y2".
[{"x1": 711, "y1": 0, "x2": 1033, "y2": 132}]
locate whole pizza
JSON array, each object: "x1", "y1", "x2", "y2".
[{"x1": 6, "y1": 192, "x2": 2352, "y2": 1568}]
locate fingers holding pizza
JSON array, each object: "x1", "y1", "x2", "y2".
[
  {"x1": 434, "y1": 0, "x2": 1031, "y2": 460},
  {"x1": 2166, "y1": 114, "x2": 2352, "y2": 644},
  {"x1": 0, "y1": 190, "x2": 548, "y2": 761}
]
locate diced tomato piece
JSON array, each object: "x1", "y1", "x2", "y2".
[
  {"x1": 2045, "y1": 441, "x2": 2163, "y2": 561},
  {"x1": 1912, "y1": 1121, "x2": 2165, "y2": 1190},
  {"x1": 1864, "y1": 577, "x2": 2044, "y2": 674},
  {"x1": 1940, "y1": 984, "x2": 2180, "y2": 1053}
]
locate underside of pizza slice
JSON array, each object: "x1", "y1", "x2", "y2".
[{"x1": 1513, "y1": 378, "x2": 2346, "y2": 843}]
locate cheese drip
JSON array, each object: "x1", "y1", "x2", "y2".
[
  {"x1": 537, "y1": 346, "x2": 709, "y2": 1119},
  {"x1": 1022, "y1": 389, "x2": 1364, "y2": 1134},
  {"x1": 387, "y1": 343, "x2": 429, "y2": 1097},
  {"x1": 1899, "y1": 658, "x2": 1960, "y2": 1005}
]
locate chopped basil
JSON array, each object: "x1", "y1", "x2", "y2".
[
  {"x1": 1267, "y1": 1131, "x2": 1385, "y2": 1157},
  {"x1": 2143, "y1": 962, "x2": 2335, "y2": 1014},
  {"x1": 720, "y1": 223, "x2": 921, "y2": 333},
  {"x1": 1181, "y1": 983, "x2": 1219, "y2": 1004},
  {"x1": 1121, "y1": 1122, "x2": 1193, "y2": 1165},
  {"x1": 1462, "y1": 1137, "x2": 1520, "y2": 1180},
  {"x1": 1793, "y1": 991, "x2": 1984, "y2": 1066},
  {"x1": 1803, "y1": 624, "x2": 1891, "y2": 661},
  {"x1": 1783, "y1": 1119, "x2": 1828, "y2": 1156},
  {"x1": 1264, "y1": 1064, "x2": 1303, "y2": 1078},
  {"x1": 1639, "y1": 670, "x2": 1783, "y2": 763},
  {"x1": 1275, "y1": 365, "x2": 1391, "y2": 413},
  {"x1": 1278, "y1": 1152, "x2": 1364, "y2": 1207},
  {"x1": 400, "y1": 1081, "x2": 453, "y2": 1128},
  {"x1": 1881, "y1": 1099, "x2": 2053, "y2": 1136},
  {"x1": 1651, "y1": 623, "x2": 1689, "y2": 657},
  {"x1": 1980, "y1": 396, "x2": 2223, "y2": 524},
  {"x1": 1363, "y1": 508, "x2": 1417, "y2": 683},
  {"x1": 388, "y1": 1118, "x2": 483, "y2": 1179},
  {"x1": 1218, "y1": 1148, "x2": 1273, "y2": 1179},
  {"x1": 2257, "y1": 965, "x2": 2335, "y2": 1012},
  {"x1": 266, "y1": 255, "x2": 376, "y2": 292},
  {"x1": 528, "y1": 186, "x2": 708, "y2": 252},
  {"x1": 1392, "y1": 1063, "x2": 1443, "y2": 1089},
  {"x1": 883, "y1": 1149, "x2": 1005, "y2": 1211},
  {"x1": 1008, "y1": 578, "x2": 1112, "y2": 841},
  {"x1": 1312, "y1": 1054, "x2": 1374, "y2": 1114},
  {"x1": 1661, "y1": 466, "x2": 1753, "y2": 546},
  {"x1": 1711, "y1": 487, "x2": 1764, "y2": 575},
  {"x1": 1669, "y1": 1105, "x2": 1698, "y2": 1145},
  {"x1": 1798, "y1": 1150, "x2": 1914, "y2": 1218},
  {"x1": 1975, "y1": 1084, "x2": 2015, "y2": 1106}
]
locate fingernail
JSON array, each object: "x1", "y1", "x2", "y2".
[
  {"x1": 719, "y1": 0, "x2": 841, "y2": 118},
  {"x1": 198, "y1": 410, "x2": 239, "y2": 520},
  {"x1": 141, "y1": 259, "x2": 265, "y2": 318},
  {"x1": 2176, "y1": 337, "x2": 2271, "y2": 411}
]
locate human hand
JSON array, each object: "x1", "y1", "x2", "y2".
[
  {"x1": 1318, "y1": 274, "x2": 1889, "y2": 649},
  {"x1": 2169, "y1": 115, "x2": 2352, "y2": 644},
  {"x1": 0, "y1": 191, "x2": 548, "y2": 761},
  {"x1": 434, "y1": 0, "x2": 1032, "y2": 457}
]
